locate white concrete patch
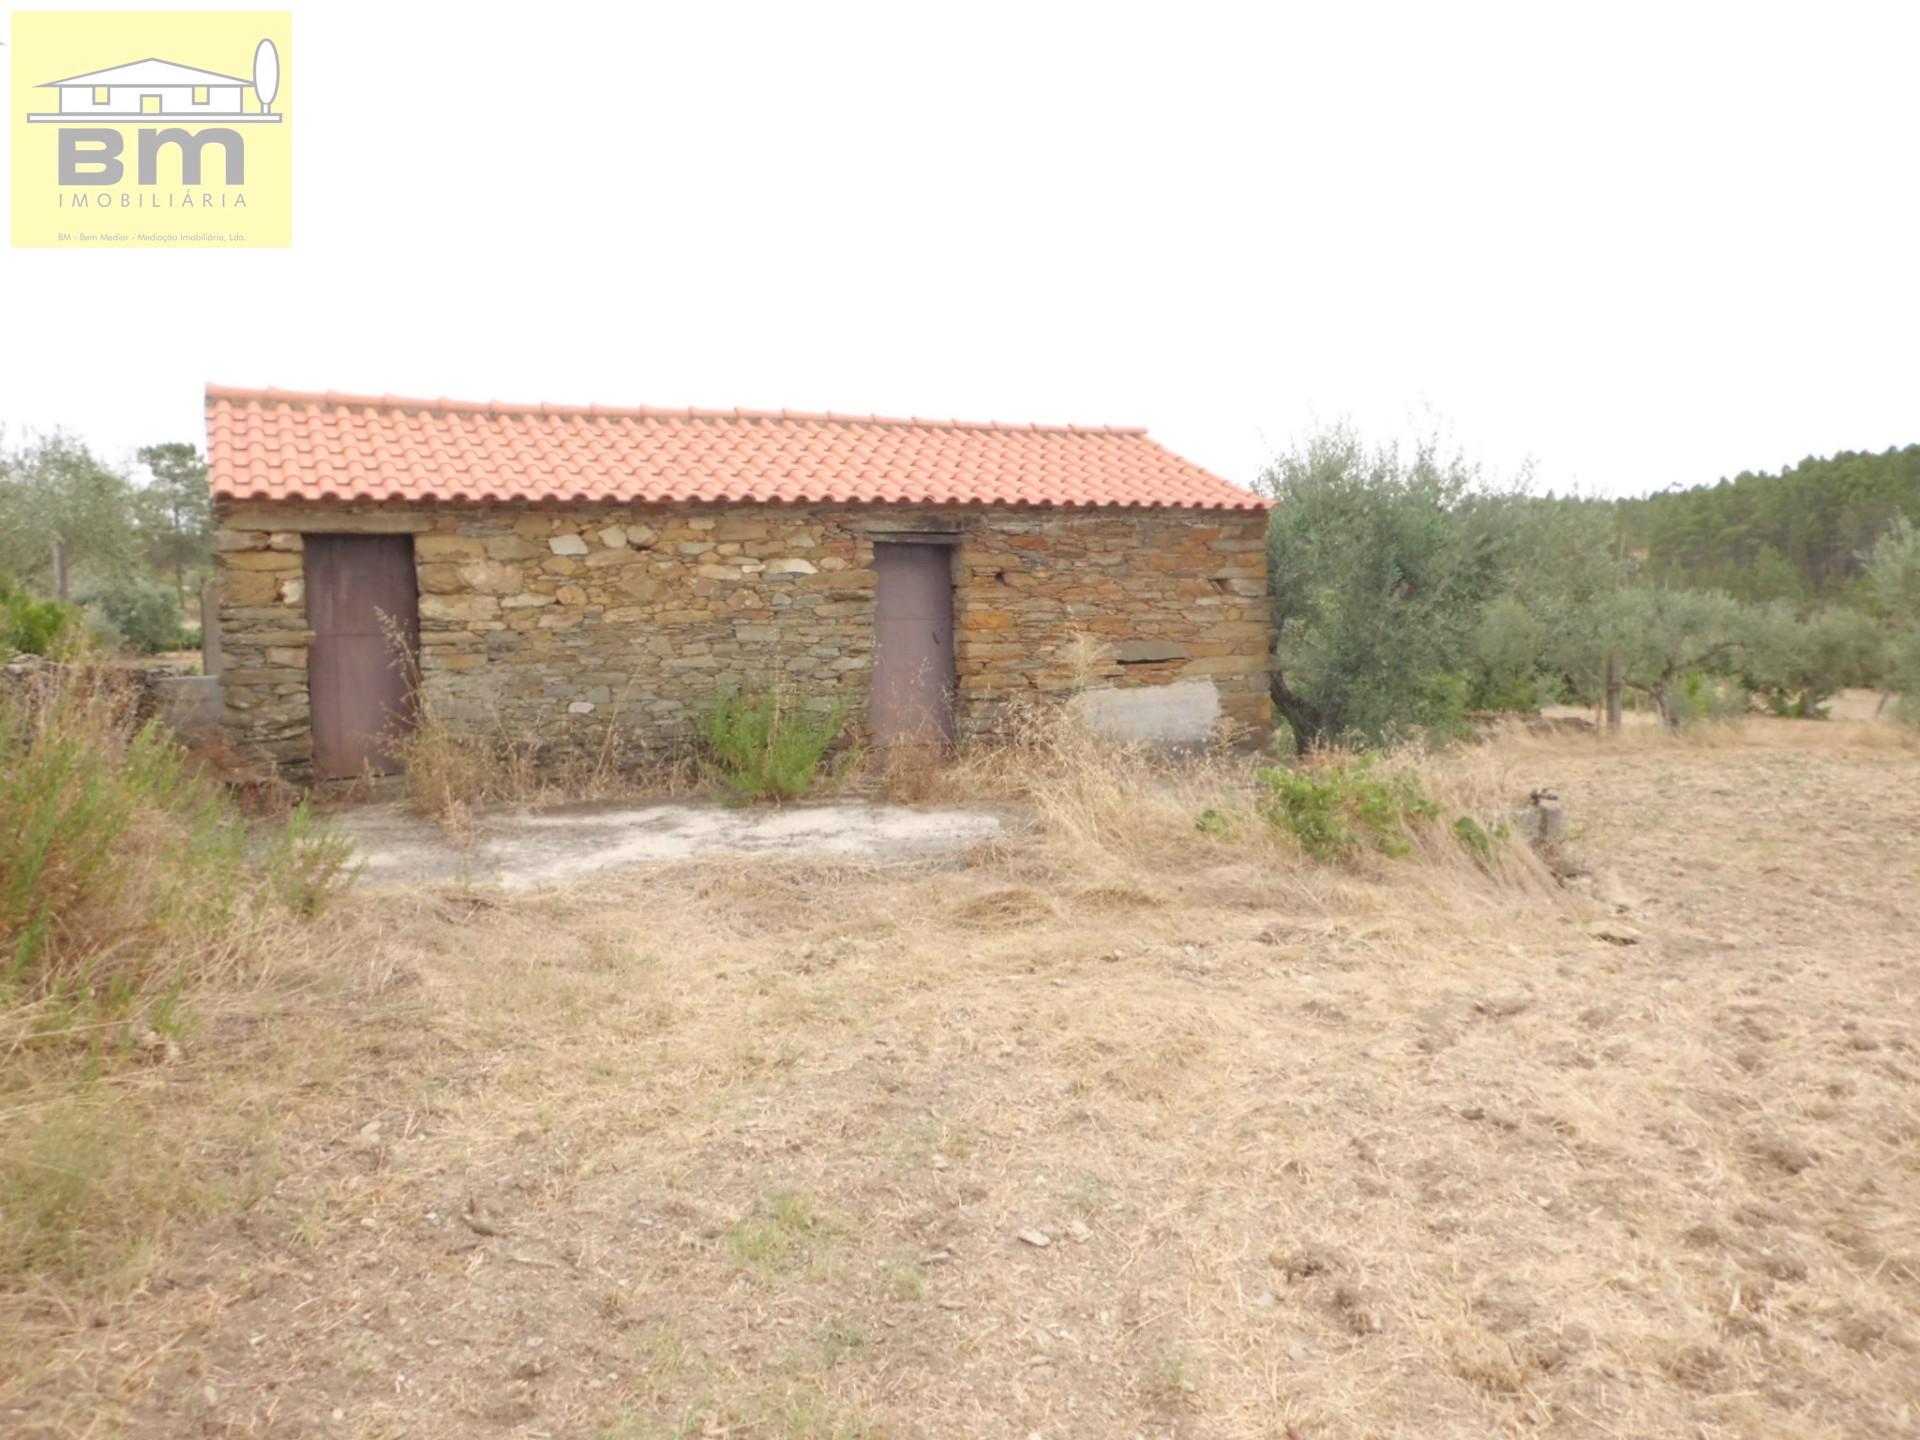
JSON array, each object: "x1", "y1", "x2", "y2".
[
  {"x1": 1074, "y1": 679, "x2": 1221, "y2": 744},
  {"x1": 340, "y1": 800, "x2": 1004, "y2": 891}
]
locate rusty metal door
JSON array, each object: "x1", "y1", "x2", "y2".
[
  {"x1": 872, "y1": 542, "x2": 956, "y2": 744},
  {"x1": 304, "y1": 534, "x2": 420, "y2": 779}
]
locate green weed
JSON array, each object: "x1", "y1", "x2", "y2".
[
  {"x1": 695, "y1": 687, "x2": 853, "y2": 802},
  {"x1": 1254, "y1": 757, "x2": 1438, "y2": 860}
]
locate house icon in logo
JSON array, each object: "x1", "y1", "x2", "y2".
[{"x1": 27, "y1": 43, "x2": 282, "y2": 123}]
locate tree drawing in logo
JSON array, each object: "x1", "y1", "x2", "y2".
[{"x1": 253, "y1": 39, "x2": 280, "y2": 116}]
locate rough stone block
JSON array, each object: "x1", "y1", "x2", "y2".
[
  {"x1": 419, "y1": 593, "x2": 501, "y2": 623},
  {"x1": 416, "y1": 535, "x2": 487, "y2": 561}
]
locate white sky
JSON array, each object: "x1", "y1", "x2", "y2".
[{"x1": 3, "y1": 0, "x2": 1916, "y2": 497}]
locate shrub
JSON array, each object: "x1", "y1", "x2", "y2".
[
  {"x1": 1254, "y1": 757, "x2": 1437, "y2": 860},
  {"x1": 260, "y1": 801, "x2": 361, "y2": 915},
  {"x1": 1, "y1": 584, "x2": 72, "y2": 657},
  {"x1": 695, "y1": 687, "x2": 853, "y2": 802},
  {"x1": 76, "y1": 575, "x2": 191, "y2": 654},
  {"x1": 0, "y1": 663, "x2": 352, "y2": 999}
]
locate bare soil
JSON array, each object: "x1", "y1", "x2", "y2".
[{"x1": 5, "y1": 718, "x2": 1918, "y2": 1439}]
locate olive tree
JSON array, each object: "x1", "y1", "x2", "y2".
[
  {"x1": 1259, "y1": 430, "x2": 1491, "y2": 750},
  {"x1": 1259, "y1": 428, "x2": 1618, "y2": 750},
  {"x1": 1864, "y1": 517, "x2": 1920, "y2": 720}
]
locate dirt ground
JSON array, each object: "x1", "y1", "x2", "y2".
[{"x1": 5, "y1": 716, "x2": 1918, "y2": 1439}]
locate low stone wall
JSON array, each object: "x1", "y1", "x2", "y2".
[
  {"x1": 151, "y1": 674, "x2": 224, "y2": 736},
  {"x1": 215, "y1": 500, "x2": 1270, "y2": 777}
]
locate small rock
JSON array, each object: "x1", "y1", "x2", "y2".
[
  {"x1": 547, "y1": 534, "x2": 588, "y2": 556},
  {"x1": 463, "y1": 1198, "x2": 505, "y2": 1237},
  {"x1": 1067, "y1": 1220, "x2": 1092, "y2": 1243},
  {"x1": 1587, "y1": 921, "x2": 1641, "y2": 946},
  {"x1": 1017, "y1": 1228, "x2": 1052, "y2": 1248},
  {"x1": 929, "y1": 1154, "x2": 950, "y2": 1170}
]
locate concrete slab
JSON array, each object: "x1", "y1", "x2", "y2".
[
  {"x1": 1074, "y1": 678, "x2": 1222, "y2": 744},
  {"x1": 337, "y1": 799, "x2": 1006, "y2": 890}
]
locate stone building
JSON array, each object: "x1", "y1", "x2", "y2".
[{"x1": 206, "y1": 385, "x2": 1272, "y2": 780}]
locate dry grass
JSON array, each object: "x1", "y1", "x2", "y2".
[
  {"x1": 4, "y1": 711, "x2": 1918, "y2": 1438},
  {"x1": 0, "y1": 663, "x2": 357, "y2": 1326},
  {"x1": 390, "y1": 682, "x2": 698, "y2": 837}
]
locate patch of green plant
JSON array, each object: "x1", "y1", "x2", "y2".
[
  {"x1": 695, "y1": 687, "x2": 853, "y2": 802},
  {"x1": 1195, "y1": 806, "x2": 1232, "y2": 838},
  {"x1": 883, "y1": 1261, "x2": 928, "y2": 1300},
  {"x1": 76, "y1": 576, "x2": 193, "y2": 655},
  {"x1": 1254, "y1": 757, "x2": 1437, "y2": 860},
  {"x1": 757, "y1": 1381, "x2": 875, "y2": 1440},
  {"x1": 0, "y1": 1093, "x2": 205, "y2": 1288},
  {"x1": 0, "y1": 583, "x2": 72, "y2": 657},
  {"x1": 0, "y1": 668, "x2": 354, "y2": 998},
  {"x1": 260, "y1": 800, "x2": 362, "y2": 915},
  {"x1": 1452, "y1": 814, "x2": 1510, "y2": 867},
  {"x1": 728, "y1": 1190, "x2": 825, "y2": 1273}
]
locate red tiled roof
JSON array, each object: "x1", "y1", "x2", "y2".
[{"x1": 205, "y1": 385, "x2": 1267, "y2": 511}]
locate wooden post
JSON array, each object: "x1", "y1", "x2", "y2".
[
  {"x1": 51, "y1": 537, "x2": 69, "y2": 600},
  {"x1": 1603, "y1": 650, "x2": 1623, "y2": 732},
  {"x1": 200, "y1": 576, "x2": 223, "y2": 676}
]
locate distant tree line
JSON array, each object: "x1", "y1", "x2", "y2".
[
  {"x1": 1261, "y1": 433, "x2": 1920, "y2": 749},
  {"x1": 1617, "y1": 446, "x2": 1920, "y2": 603}
]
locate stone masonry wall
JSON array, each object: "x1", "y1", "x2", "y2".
[{"x1": 215, "y1": 501, "x2": 1270, "y2": 777}]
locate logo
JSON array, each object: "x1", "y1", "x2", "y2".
[{"x1": 11, "y1": 12, "x2": 292, "y2": 247}]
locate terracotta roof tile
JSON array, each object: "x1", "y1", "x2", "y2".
[{"x1": 204, "y1": 384, "x2": 1266, "y2": 511}]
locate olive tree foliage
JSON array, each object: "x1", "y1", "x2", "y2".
[
  {"x1": 1739, "y1": 603, "x2": 1883, "y2": 717},
  {"x1": 1549, "y1": 588, "x2": 1748, "y2": 728},
  {"x1": 1255, "y1": 424, "x2": 1895, "y2": 742},
  {"x1": 0, "y1": 433, "x2": 140, "y2": 589},
  {"x1": 1865, "y1": 516, "x2": 1920, "y2": 720},
  {"x1": 1257, "y1": 428, "x2": 1616, "y2": 751}
]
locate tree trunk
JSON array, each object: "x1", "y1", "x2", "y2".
[
  {"x1": 1603, "y1": 651, "x2": 1624, "y2": 732},
  {"x1": 1269, "y1": 672, "x2": 1324, "y2": 755},
  {"x1": 1654, "y1": 684, "x2": 1679, "y2": 730}
]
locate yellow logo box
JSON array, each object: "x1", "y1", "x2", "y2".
[{"x1": 11, "y1": 10, "x2": 291, "y2": 247}]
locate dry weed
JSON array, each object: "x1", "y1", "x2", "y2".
[{"x1": 5, "y1": 715, "x2": 1918, "y2": 1439}]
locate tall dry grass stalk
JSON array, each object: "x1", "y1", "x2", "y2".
[
  {"x1": 387, "y1": 666, "x2": 695, "y2": 834},
  {"x1": 902, "y1": 637, "x2": 1560, "y2": 898}
]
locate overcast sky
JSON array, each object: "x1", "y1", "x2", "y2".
[{"x1": 3, "y1": 1, "x2": 1915, "y2": 496}]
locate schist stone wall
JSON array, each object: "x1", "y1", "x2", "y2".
[{"x1": 213, "y1": 500, "x2": 1272, "y2": 777}]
